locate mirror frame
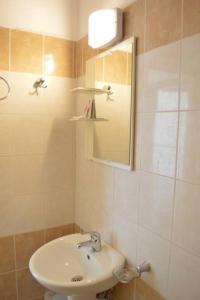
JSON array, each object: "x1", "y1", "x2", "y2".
[{"x1": 85, "y1": 37, "x2": 135, "y2": 171}]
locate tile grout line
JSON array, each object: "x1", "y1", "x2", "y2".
[
  {"x1": 8, "y1": 28, "x2": 11, "y2": 71},
  {"x1": 110, "y1": 168, "x2": 116, "y2": 247},
  {"x1": 72, "y1": 38, "x2": 77, "y2": 226},
  {"x1": 165, "y1": 0, "x2": 184, "y2": 298},
  {"x1": 13, "y1": 235, "x2": 19, "y2": 300},
  {"x1": 134, "y1": 0, "x2": 148, "y2": 298},
  {"x1": 42, "y1": 35, "x2": 45, "y2": 77}
]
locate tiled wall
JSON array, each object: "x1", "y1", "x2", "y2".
[
  {"x1": 75, "y1": 1, "x2": 200, "y2": 300},
  {"x1": 0, "y1": 0, "x2": 200, "y2": 299},
  {"x1": 0, "y1": 28, "x2": 75, "y2": 76},
  {"x1": 0, "y1": 27, "x2": 76, "y2": 299},
  {"x1": 94, "y1": 51, "x2": 132, "y2": 85},
  {"x1": 0, "y1": 224, "x2": 74, "y2": 300}
]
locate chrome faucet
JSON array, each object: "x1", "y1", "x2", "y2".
[{"x1": 77, "y1": 231, "x2": 101, "y2": 252}]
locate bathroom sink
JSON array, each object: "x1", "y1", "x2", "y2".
[{"x1": 29, "y1": 233, "x2": 125, "y2": 300}]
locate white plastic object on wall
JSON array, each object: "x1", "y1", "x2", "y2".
[{"x1": 88, "y1": 8, "x2": 123, "y2": 49}]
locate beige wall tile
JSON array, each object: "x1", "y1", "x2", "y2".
[
  {"x1": 76, "y1": 174, "x2": 113, "y2": 241},
  {"x1": 173, "y1": 180, "x2": 200, "y2": 256},
  {"x1": 114, "y1": 169, "x2": 139, "y2": 225},
  {"x1": 139, "y1": 172, "x2": 174, "y2": 240},
  {"x1": 75, "y1": 162, "x2": 95, "y2": 230},
  {"x1": 73, "y1": 223, "x2": 81, "y2": 233},
  {"x1": 15, "y1": 230, "x2": 44, "y2": 269},
  {"x1": 44, "y1": 224, "x2": 74, "y2": 242},
  {"x1": 0, "y1": 71, "x2": 48, "y2": 115},
  {"x1": 11, "y1": 30, "x2": 43, "y2": 74},
  {"x1": 90, "y1": 164, "x2": 114, "y2": 214},
  {"x1": 10, "y1": 153, "x2": 74, "y2": 196},
  {"x1": 41, "y1": 153, "x2": 75, "y2": 192},
  {"x1": 123, "y1": 0, "x2": 145, "y2": 54},
  {"x1": 45, "y1": 117, "x2": 74, "y2": 156},
  {"x1": 168, "y1": 246, "x2": 200, "y2": 300},
  {"x1": 137, "y1": 227, "x2": 170, "y2": 298},
  {"x1": 10, "y1": 155, "x2": 49, "y2": 196},
  {"x1": 76, "y1": 163, "x2": 113, "y2": 243},
  {"x1": 17, "y1": 268, "x2": 44, "y2": 300},
  {"x1": 0, "y1": 72, "x2": 76, "y2": 116},
  {"x1": 146, "y1": 0, "x2": 181, "y2": 51},
  {"x1": 0, "y1": 236, "x2": 15, "y2": 273},
  {"x1": 82, "y1": 35, "x2": 99, "y2": 75},
  {"x1": 183, "y1": 0, "x2": 200, "y2": 38},
  {"x1": 0, "y1": 193, "x2": 45, "y2": 237},
  {"x1": 143, "y1": 41, "x2": 180, "y2": 112},
  {"x1": 104, "y1": 51, "x2": 127, "y2": 85},
  {"x1": 44, "y1": 36, "x2": 75, "y2": 78},
  {"x1": 43, "y1": 77, "x2": 76, "y2": 116},
  {"x1": 12, "y1": 116, "x2": 50, "y2": 155},
  {"x1": 180, "y1": 33, "x2": 200, "y2": 110},
  {"x1": 177, "y1": 111, "x2": 200, "y2": 184},
  {"x1": 134, "y1": 114, "x2": 143, "y2": 170},
  {"x1": 95, "y1": 58, "x2": 104, "y2": 82},
  {"x1": 44, "y1": 189, "x2": 74, "y2": 228},
  {"x1": 111, "y1": 281, "x2": 135, "y2": 300},
  {"x1": 0, "y1": 27, "x2": 9, "y2": 71},
  {"x1": 0, "y1": 157, "x2": 13, "y2": 197},
  {"x1": 0, "y1": 271, "x2": 17, "y2": 300},
  {"x1": 135, "y1": 279, "x2": 165, "y2": 300},
  {"x1": 75, "y1": 38, "x2": 83, "y2": 78},
  {"x1": 0, "y1": 71, "x2": 13, "y2": 114},
  {"x1": 141, "y1": 112, "x2": 178, "y2": 177},
  {"x1": 0, "y1": 115, "x2": 13, "y2": 156},
  {"x1": 112, "y1": 219, "x2": 138, "y2": 267}
]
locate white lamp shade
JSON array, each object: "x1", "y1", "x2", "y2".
[{"x1": 88, "y1": 8, "x2": 123, "y2": 49}]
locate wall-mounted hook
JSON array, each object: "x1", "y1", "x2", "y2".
[
  {"x1": 29, "y1": 78, "x2": 47, "y2": 96},
  {"x1": 104, "y1": 85, "x2": 114, "y2": 101}
]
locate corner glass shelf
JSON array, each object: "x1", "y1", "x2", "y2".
[
  {"x1": 70, "y1": 87, "x2": 113, "y2": 95},
  {"x1": 69, "y1": 116, "x2": 108, "y2": 122}
]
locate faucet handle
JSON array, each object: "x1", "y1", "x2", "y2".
[{"x1": 85, "y1": 231, "x2": 101, "y2": 241}]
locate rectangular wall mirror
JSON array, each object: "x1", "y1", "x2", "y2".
[{"x1": 85, "y1": 37, "x2": 135, "y2": 170}]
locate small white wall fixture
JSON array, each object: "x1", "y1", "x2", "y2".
[{"x1": 88, "y1": 8, "x2": 123, "y2": 49}]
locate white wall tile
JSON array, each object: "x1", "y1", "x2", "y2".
[
  {"x1": 114, "y1": 169, "x2": 140, "y2": 225},
  {"x1": 135, "y1": 55, "x2": 144, "y2": 113},
  {"x1": 173, "y1": 180, "x2": 200, "y2": 256},
  {"x1": 180, "y1": 33, "x2": 200, "y2": 110},
  {"x1": 177, "y1": 111, "x2": 200, "y2": 184},
  {"x1": 44, "y1": 189, "x2": 74, "y2": 228},
  {"x1": 137, "y1": 227, "x2": 170, "y2": 298},
  {"x1": 112, "y1": 219, "x2": 138, "y2": 267},
  {"x1": 139, "y1": 172, "x2": 174, "y2": 240},
  {"x1": 0, "y1": 194, "x2": 45, "y2": 237},
  {"x1": 0, "y1": 72, "x2": 76, "y2": 237},
  {"x1": 0, "y1": 115, "x2": 13, "y2": 156},
  {"x1": 168, "y1": 246, "x2": 200, "y2": 300},
  {"x1": 141, "y1": 112, "x2": 178, "y2": 177},
  {"x1": 143, "y1": 41, "x2": 180, "y2": 112}
]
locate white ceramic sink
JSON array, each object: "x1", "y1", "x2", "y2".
[{"x1": 29, "y1": 233, "x2": 125, "y2": 300}]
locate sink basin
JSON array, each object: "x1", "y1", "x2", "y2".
[{"x1": 29, "y1": 233, "x2": 125, "y2": 300}]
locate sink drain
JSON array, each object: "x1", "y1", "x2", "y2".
[{"x1": 71, "y1": 275, "x2": 83, "y2": 282}]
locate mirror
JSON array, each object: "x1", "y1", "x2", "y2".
[{"x1": 85, "y1": 38, "x2": 135, "y2": 170}]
